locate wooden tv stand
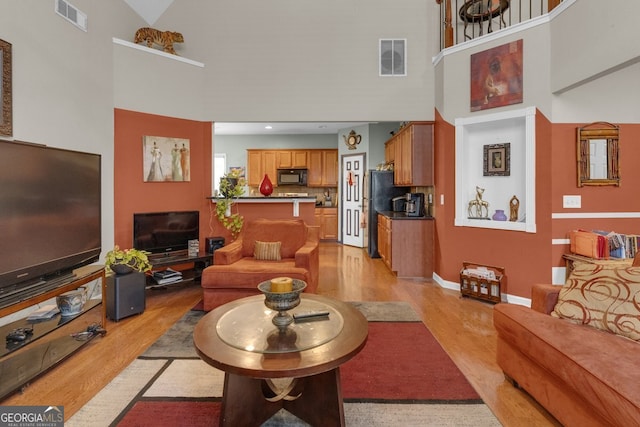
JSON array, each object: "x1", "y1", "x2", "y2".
[
  {"x1": 0, "y1": 264, "x2": 106, "y2": 328},
  {"x1": 147, "y1": 252, "x2": 213, "y2": 288}
]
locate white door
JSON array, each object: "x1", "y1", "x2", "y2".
[{"x1": 342, "y1": 153, "x2": 365, "y2": 247}]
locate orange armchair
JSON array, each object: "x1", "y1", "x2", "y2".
[{"x1": 200, "y1": 219, "x2": 319, "y2": 311}]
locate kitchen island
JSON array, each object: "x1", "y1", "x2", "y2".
[{"x1": 208, "y1": 197, "x2": 317, "y2": 241}]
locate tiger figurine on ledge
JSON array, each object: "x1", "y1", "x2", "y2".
[{"x1": 134, "y1": 27, "x2": 184, "y2": 55}]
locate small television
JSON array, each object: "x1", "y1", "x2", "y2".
[
  {"x1": 133, "y1": 211, "x2": 199, "y2": 256},
  {"x1": 0, "y1": 140, "x2": 101, "y2": 309}
]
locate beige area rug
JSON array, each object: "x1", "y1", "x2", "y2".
[{"x1": 68, "y1": 302, "x2": 502, "y2": 426}]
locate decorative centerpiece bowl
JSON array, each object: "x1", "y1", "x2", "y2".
[{"x1": 258, "y1": 279, "x2": 307, "y2": 330}]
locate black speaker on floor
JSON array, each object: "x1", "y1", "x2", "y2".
[
  {"x1": 106, "y1": 272, "x2": 146, "y2": 321},
  {"x1": 205, "y1": 236, "x2": 225, "y2": 254}
]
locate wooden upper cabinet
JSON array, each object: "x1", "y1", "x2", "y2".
[
  {"x1": 276, "y1": 150, "x2": 308, "y2": 169},
  {"x1": 385, "y1": 139, "x2": 395, "y2": 164},
  {"x1": 307, "y1": 149, "x2": 338, "y2": 187},
  {"x1": 390, "y1": 122, "x2": 434, "y2": 186},
  {"x1": 247, "y1": 150, "x2": 278, "y2": 186},
  {"x1": 307, "y1": 150, "x2": 323, "y2": 186}
]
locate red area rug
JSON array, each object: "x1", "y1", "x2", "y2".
[{"x1": 114, "y1": 322, "x2": 482, "y2": 426}]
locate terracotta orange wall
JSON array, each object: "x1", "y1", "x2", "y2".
[
  {"x1": 113, "y1": 109, "x2": 213, "y2": 250},
  {"x1": 550, "y1": 122, "x2": 640, "y2": 267},
  {"x1": 434, "y1": 110, "x2": 640, "y2": 299},
  {"x1": 433, "y1": 109, "x2": 554, "y2": 299}
]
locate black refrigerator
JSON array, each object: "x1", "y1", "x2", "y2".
[{"x1": 366, "y1": 170, "x2": 410, "y2": 258}]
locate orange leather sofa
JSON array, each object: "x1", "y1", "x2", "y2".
[
  {"x1": 200, "y1": 219, "x2": 319, "y2": 311},
  {"x1": 494, "y1": 284, "x2": 640, "y2": 427}
]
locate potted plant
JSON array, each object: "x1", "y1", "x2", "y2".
[
  {"x1": 105, "y1": 245, "x2": 152, "y2": 275},
  {"x1": 216, "y1": 170, "x2": 246, "y2": 240}
]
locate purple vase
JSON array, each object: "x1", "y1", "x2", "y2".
[{"x1": 492, "y1": 209, "x2": 507, "y2": 221}]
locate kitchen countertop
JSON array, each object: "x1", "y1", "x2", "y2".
[
  {"x1": 377, "y1": 211, "x2": 434, "y2": 220},
  {"x1": 208, "y1": 196, "x2": 316, "y2": 203}
]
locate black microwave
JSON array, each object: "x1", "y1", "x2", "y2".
[{"x1": 277, "y1": 168, "x2": 308, "y2": 186}]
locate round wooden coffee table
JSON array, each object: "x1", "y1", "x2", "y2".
[{"x1": 193, "y1": 294, "x2": 368, "y2": 427}]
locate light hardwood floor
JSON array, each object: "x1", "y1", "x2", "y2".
[{"x1": 2, "y1": 242, "x2": 560, "y2": 426}]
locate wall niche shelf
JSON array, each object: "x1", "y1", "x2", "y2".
[
  {"x1": 455, "y1": 106, "x2": 536, "y2": 233},
  {"x1": 112, "y1": 38, "x2": 205, "y2": 68}
]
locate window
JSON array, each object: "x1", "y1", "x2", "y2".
[{"x1": 213, "y1": 153, "x2": 226, "y2": 196}]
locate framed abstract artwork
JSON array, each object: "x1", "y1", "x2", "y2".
[
  {"x1": 0, "y1": 39, "x2": 12, "y2": 137},
  {"x1": 470, "y1": 39, "x2": 523, "y2": 112}
]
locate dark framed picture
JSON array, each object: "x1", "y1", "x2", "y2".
[
  {"x1": 0, "y1": 38, "x2": 12, "y2": 137},
  {"x1": 483, "y1": 143, "x2": 510, "y2": 176}
]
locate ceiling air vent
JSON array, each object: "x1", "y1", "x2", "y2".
[
  {"x1": 55, "y1": 0, "x2": 88, "y2": 32},
  {"x1": 379, "y1": 39, "x2": 406, "y2": 77}
]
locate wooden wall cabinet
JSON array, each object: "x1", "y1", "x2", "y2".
[
  {"x1": 247, "y1": 150, "x2": 277, "y2": 186},
  {"x1": 384, "y1": 139, "x2": 395, "y2": 164},
  {"x1": 277, "y1": 150, "x2": 308, "y2": 169},
  {"x1": 307, "y1": 149, "x2": 338, "y2": 187},
  {"x1": 388, "y1": 122, "x2": 434, "y2": 186},
  {"x1": 315, "y1": 207, "x2": 338, "y2": 240},
  {"x1": 248, "y1": 149, "x2": 336, "y2": 187},
  {"x1": 378, "y1": 214, "x2": 433, "y2": 278}
]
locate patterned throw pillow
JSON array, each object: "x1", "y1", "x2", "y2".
[
  {"x1": 254, "y1": 241, "x2": 281, "y2": 261},
  {"x1": 552, "y1": 263, "x2": 640, "y2": 341}
]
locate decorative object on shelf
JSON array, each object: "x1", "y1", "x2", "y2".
[
  {"x1": 105, "y1": 246, "x2": 152, "y2": 275},
  {"x1": 56, "y1": 288, "x2": 87, "y2": 316},
  {"x1": 258, "y1": 279, "x2": 307, "y2": 331},
  {"x1": 470, "y1": 39, "x2": 523, "y2": 111},
  {"x1": 492, "y1": 209, "x2": 507, "y2": 221},
  {"x1": 0, "y1": 38, "x2": 12, "y2": 137},
  {"x1": 259, "y1": 173, "x2": 274, "y2": 196},
  {"x1": 576, "y1": 122, "x2": 620, "y2": 187},
  {"x1": 343, "y1": 130, "x2": 362, "y2": 150},
  {"x1": 483, "y1": 143, "x2": 510, "y2": 176},
  {"x1": 509, "y1": 195, "x2": 519, "y2": 221},
  {"x1": 133, "y1": 27, "x2": 184, "y2": 55},
  {"x1": 216, "y1": 170, "x2": 246, "y2": 240},
  {"x1": 467, "y1": 186, "x2": 489, "y2": 219},
  {"x1": 143, "y1": 135, "x2": 190, "y2": 182}
]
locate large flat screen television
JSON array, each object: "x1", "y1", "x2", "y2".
[
  {"x1": 133, "y1": 211, "x2": 199, "y2": 256},
  {"x1": 0, "y1": 140, "x2": 101, "y2": 309}
]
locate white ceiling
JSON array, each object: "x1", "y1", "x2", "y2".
[{"x1": 213, "y1": 122, "x2": 372, "y2": 135}]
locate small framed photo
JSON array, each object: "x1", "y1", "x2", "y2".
[{"x1": 483, "y1": 143, "x2": 510, "y2": 176}]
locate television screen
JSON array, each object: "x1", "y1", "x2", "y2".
[
  {"x1": 133, "y1": 211, "x2": 199, "y2": 255},
  {"x1": 0, "y1": 140, "x2": 101, "y2": 308}
]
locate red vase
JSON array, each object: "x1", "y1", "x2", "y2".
[{"x1": 259, "y1": 174, "x2": 273, "y2": 196}]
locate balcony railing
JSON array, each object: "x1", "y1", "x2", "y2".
[{"x1": 437, "y1": 0, "x2": 563, "y2": 49}]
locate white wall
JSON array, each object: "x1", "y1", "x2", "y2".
[
  {"x1": 435, "y1": 0, "x2": 640, "y2": 124},
  {"x1": 152, "y1": 0, "x2": 440, "y2": 122},
  {"x1": 0, "y1": 0, "x2": 144, "y2": 257}
]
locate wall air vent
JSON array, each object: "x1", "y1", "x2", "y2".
[
  {"x1": 379, "y1": 39, "x2": 406, "y2": 77},
  {"x1": 55, "y1": 0, "x2": 88, "y2": 32}
]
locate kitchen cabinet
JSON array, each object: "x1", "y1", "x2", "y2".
[
  {"x1": 385, "y1": 139, "x2": 395, "y2": 164},
  {"x1": 247, "y1": 150, "x2": 277, "y2": 187},
  {"x1": 315, "y1": 207, "x2": 338, "y2": 240},
  {"x1": 308, "y1": 149, "x2": 338, "y2": 187},
  {"x1": 377, "y1": 214, "x2": 392, "y2": 269},
  {"x1": 389, "y1": 122, "x2": 434, "y2": 186},
  {"x1": 377, "y1": 214, "x2": 434, "y2": 278},
  {"x1": 277, "y1": 150, "x2": 308, "y2": 168}
]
